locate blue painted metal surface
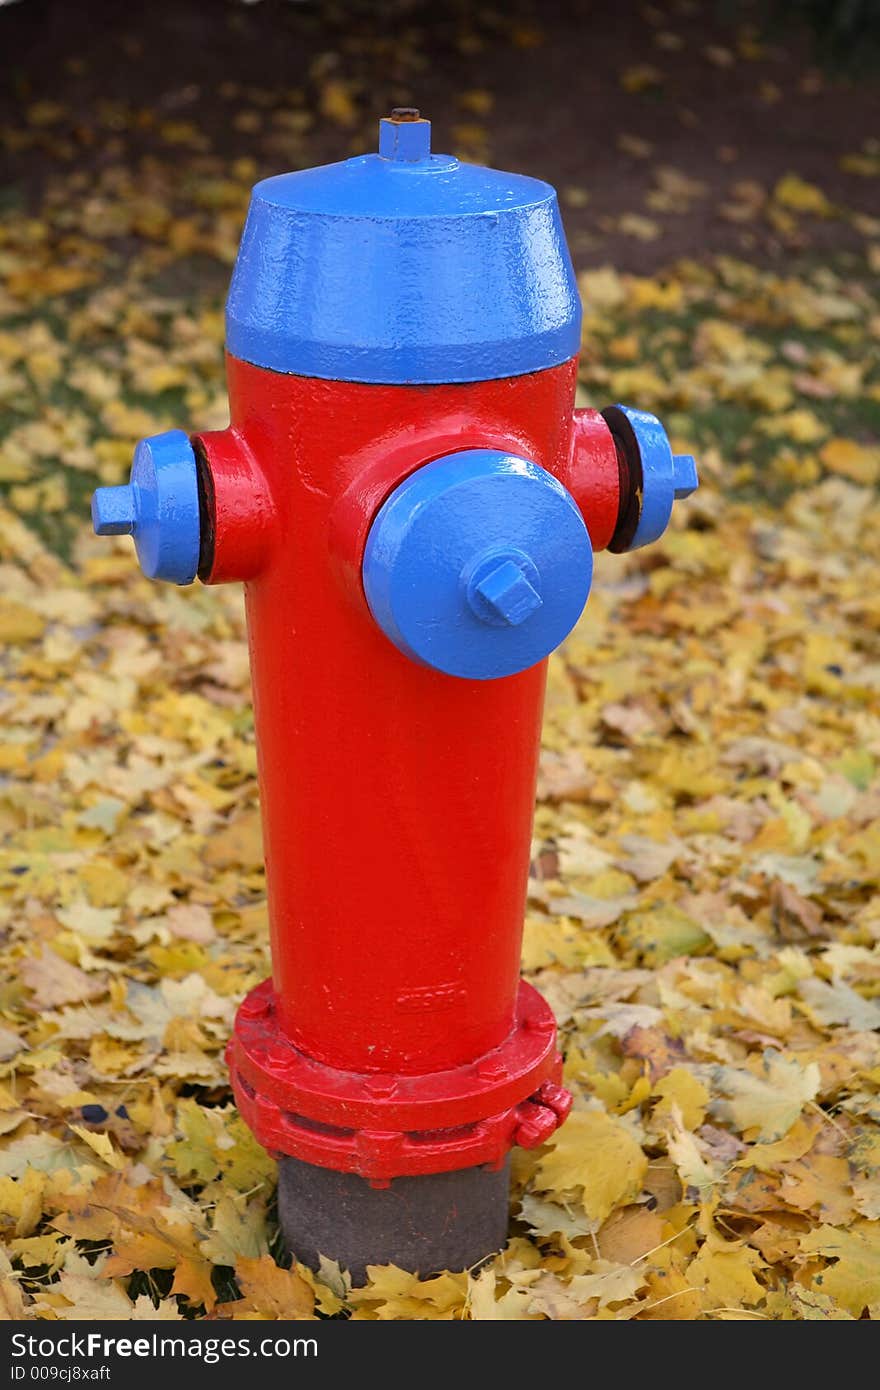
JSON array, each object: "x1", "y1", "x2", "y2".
[
  {"x1": 467, "y1": 551, "x2": 543, "y2": 627},
  {"x1": 377, "y1": 113, "x2": 432, "y2": 161},
  {"x1": 91, "y1": 430, "x2": 200, "y2": 585},
  {"x1": 363, "y1": 449, "x2": 593, "y2": 680},
  {"x1": 602, "y1": 404, "x2": 700, "y2": 551},
  {"x1": 226, "y1": 117, "x2": 581, "y2": 385}
]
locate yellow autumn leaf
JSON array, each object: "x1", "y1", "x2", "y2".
[
  {"x1": 653, "y1": 1061, "x2": 706, "y2": 1128},
  {"x1": 800, "y1": 1223, "x2": 880, "y2": 1316},
  {"x1": 68, "y1": 1125, "x2": 125, "y2": 1171},
  {"x1": 711, "y1": 1052, "x2": 820, "y2": 1141},
  {"x1": 230, "y1": 1254, "x2": 315, "y2": 1320},
  {"x1": 34, "y1": 1271, "x2": 133, "y2": 1320},
  {"x1": 664, "y1": 1103, "x2": 720, "y2": 1199},
  {"x1": 819, "y1": 438, "x2": 880, "y2": 486},
  {"x1": 171, "y1": 1257, "x2": 218, "y2": 1313},
  {"x1": 620, "y1": 64, "x2": 663, "y2": 92},
  {"x1": 687, "y1": 1237, "x2": 765, "y2": 1309},
  {"x1": 564, "y1": 1260, "x2": 648, "y2": 1308},
  {"x1": 467, "y1": 1268, "x2": 539, "y2": 1321},
  {"x1": 781, "y1": 1154, "x2": 856, "y2": 1226},
  {"x1": 0, "y1": 1250, "x2": 27, "y2": 1320},
  {"x1": 348, "y1": 1266, "x2": 468, "y2": 1320},
  {"x1": 0, "y1": 1170, "x2": 46, "y2": 1237},
  {"x1": 21, "y1": 947, "x2": 104, "y2": 1010},
  {"x1": 0, "y1": 601, "x2": 45, "y2": 643},
  {"x1": 640, "y1": 1263, "x2": 703, "y2": 1320},
  {"x1": 534, "y1": 1109, "x2": 648, "y2": 1224},
  {"x1": 595, "y1": 1208, "x2": 662, "y2": 1267},
  {"x1": 789, "y1": 1286, "x2": 855, "y2": 1320},
  {"x1": 319, "y1": 80, "x2": 358, "y2": 128},
  {"x1": 736, "y1": 1116, "x2": 817, "y2": 1172},
  {"x1": 774, "y1": 173, "x2": 833, "y2": 215},
  {"x1": 758, "y1": 407, "x2": 828, "y2": 443}
]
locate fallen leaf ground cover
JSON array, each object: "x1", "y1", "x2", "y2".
[{"x1": 1, "y1": 0, "x2": 879, "y2": 1322}]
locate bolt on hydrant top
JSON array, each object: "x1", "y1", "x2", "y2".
[
  {"x1": 377, "y1": 107, "x2": 433, "y2": 161},
  {"x1": 225, "y1": 111, "x2": 582, "y2": 384}
]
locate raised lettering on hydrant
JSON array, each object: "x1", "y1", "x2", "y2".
[{"x1": 92, "y1": 110, "x2": 698, "y2": 1280}]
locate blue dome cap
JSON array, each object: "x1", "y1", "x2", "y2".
[{"x1": 225, "y1": 114, "x2": 581, "y2": 385}]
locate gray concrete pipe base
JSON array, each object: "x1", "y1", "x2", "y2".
[{"x1": 277, "y1": 1155, "x2": 511, "y2": 1285}]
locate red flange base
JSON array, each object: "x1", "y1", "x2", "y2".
[{"x1": 227, "y1": 978, "x2": 572, "y2": 1180}]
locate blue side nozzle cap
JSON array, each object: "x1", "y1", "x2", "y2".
[
  {"x1": 91, "y1": 429, "x2": 200, "y2": 585},
  {"x1": 363, "y1": 449, "x2": 593, "y2": 681},
  {"x1": 602, "y1": 405, "x2": 700, "y2": 551}
]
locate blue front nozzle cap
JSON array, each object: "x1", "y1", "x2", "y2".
[
  {"x1": 363, "y1": 449, "x2": 593, "y2": 681},
  {"x1": 91, "y1": 429, "x2": 200, "y2": 586},
  {"x1": 602, "y1": 405, "x2": 700, "y2": 551}
]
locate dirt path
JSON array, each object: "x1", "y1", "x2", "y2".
[{"x1": 3, "y1": 0, "x2": 879, "y2": 272}]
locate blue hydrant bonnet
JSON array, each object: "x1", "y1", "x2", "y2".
[{"x1": 225, "y1": 115, "x2": 581, "y2": 386}]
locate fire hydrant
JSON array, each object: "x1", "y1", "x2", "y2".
[{"x1": 92, "y1": 111, "x2": 697, "y2": 1280}]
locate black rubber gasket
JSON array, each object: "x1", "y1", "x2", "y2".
[
  {"x1": 602, "y1": 404, "x2": 642, "y2": 554},
  {"x1": 193, "y1": 438, "x2": 216, "y2": 582}
]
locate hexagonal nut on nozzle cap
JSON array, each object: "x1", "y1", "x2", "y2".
[
  {"x1": 91, "y1": 429, "x2": 201, "y2": 585},
  {"x1": 672, "y1": 452, "x2": 699, "y2": 499}
]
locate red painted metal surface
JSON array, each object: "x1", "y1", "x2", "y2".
[
  {"x1": 193, "y1": 427, "x2": 275, "y2": 585},
  {"x1": 562, "y1": 407, "x2": 622, "y2": 553},
  {"x1": 200, "y1": 354, "x2": 615, "y2": 1175},
  {"x1": 229, "y1": 979, "x2": 571, "y2": 1179}
]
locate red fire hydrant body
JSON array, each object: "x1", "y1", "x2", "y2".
[
  {"x1": 92, "y1": 112, "x2": 697, "y2": 1276},
  {"x1": 215, "y1": 359, "x2": 580, "y2": 1172}
]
